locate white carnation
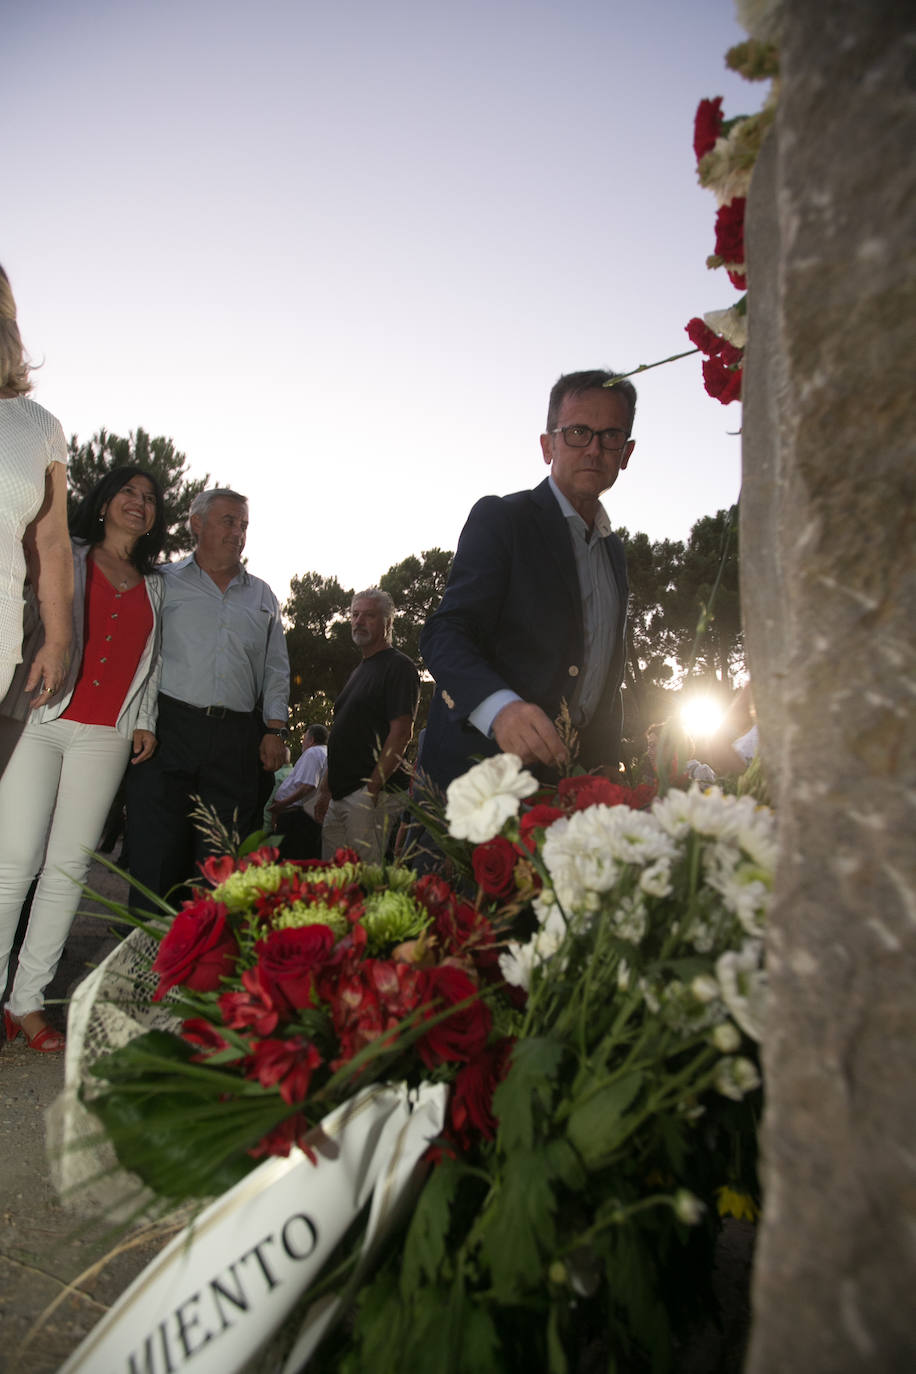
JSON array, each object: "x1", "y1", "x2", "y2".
[
  {"x1": 445, "y1": 754, "x2": 537, "y2": 844},
  {"x1": 704, "y1": 306, "x2": 748, "y2": 349}
]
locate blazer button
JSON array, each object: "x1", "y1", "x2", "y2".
[{"x1": 568, "y1": 665, "x2": 580, "y2": 677}]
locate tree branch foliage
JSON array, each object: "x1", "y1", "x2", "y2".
[{"x1": 66, "y1": 428, "x2": 212, "y2": 559}]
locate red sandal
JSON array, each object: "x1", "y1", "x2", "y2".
[{"x1": 3, "y1": 1009, "x2": 66, "y2": 1053}]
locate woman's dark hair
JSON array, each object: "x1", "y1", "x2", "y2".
[{"x1": 69, "y1": 465, "x2": 166, "y2": 575}]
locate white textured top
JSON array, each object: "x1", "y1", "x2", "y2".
[{"x1": 0, "y1": 396, "x2": 68, "y2": 662}]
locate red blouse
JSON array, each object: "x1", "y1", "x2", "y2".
[{"x1": 63, "y1": 558, "x2": 153, "y2": 728}]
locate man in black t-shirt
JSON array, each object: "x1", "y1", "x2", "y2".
[{"x1": 314, "y1": 588, "x2": 419, "y2": 863}]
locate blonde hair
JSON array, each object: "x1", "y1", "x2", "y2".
[{"x1": 0, "y1": 264, "x2": 33, "y2": 396}]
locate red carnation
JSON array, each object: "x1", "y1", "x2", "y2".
[
  {"x1": 714, "y1": 199, "x2": 746, "y2": 267},
  {"x1": 685, "y1": 316, "x2": 723, "y2": 356},
  {"x1": 248, "y1": 1037, "x2": 323, "y2": 1106},
  {"x1": 447, "y1": 1037, "x2": 515, "y2": 1150},
  {"x1": 702, "y1": 355, "x2": 743, "y2": 405},
  {"x1": 151, "y1": 900, "x2": 238, "y2": 1001},
  {"x1": 471, "y1": 835, "x2": 519, "y2": 898},
  {"x1": 518, "y1": 804, "x2": 565, "y2": 851},
  {"x1": 418, "y1": 965, "x2": 492, "y2": 1068},
  {"x1": 693, "y1": 96, "x2": 724, "y2": 161},
  {"x1": 255, "y1": 924, "x2": 336, "y2": 1018}
]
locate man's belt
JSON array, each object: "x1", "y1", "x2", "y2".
[{"x1": 159, "y1": 693, "x2": 253, "y2": 722}]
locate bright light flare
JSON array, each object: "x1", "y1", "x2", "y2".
[{"x1": 680, "y1": 696, "x2": 724, "y2": 739}]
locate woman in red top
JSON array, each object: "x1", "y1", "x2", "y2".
[{"x1": 0, "y1": 466, "x2": 165, "y2": 1051}]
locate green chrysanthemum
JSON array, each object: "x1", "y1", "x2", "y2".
[
  {"x1": 361, "y1": 890, "x2": 429, "y2": 953},
  {"x1": 271, "y1": 902, "x2": 350, "y2": 938},
  {"x1": 213, "y1": 863, "x2": 298, "y2": 912}
]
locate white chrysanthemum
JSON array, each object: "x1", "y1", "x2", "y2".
[
  {"x1": 673, "y1": 1189, "x2": 705, "y2": 1226},
  {"x1": 716, "y1": 941, "x2": 768, "y2": 1042},
  {"x1": 704, "y1": 306, "x2": 748, "y2": 349},
  {"x1": 611, "y1": 893, "x2": 648, "y2": 945},
  {"x1": 714, "y1": 1055, "x2": 762, "y2": 1101},
  {"x1": 711, "y1": 1022, "x2": 742, "y2": 1053},
  {"x1": 691, "y1": 974, "x2": 721, "y2": 1005},
  {"x1": 652, "y1": 785, "x2": 734, "y2": 843},
  {"x1": 541, "y1": 805, "x2": 675, "y2": 915},
  {"x1": 445, "y1": 754, "x2": 538, "y2": 843},
  {"x1": 639, "y1": 857, "x2": 673, "y2": 898}
]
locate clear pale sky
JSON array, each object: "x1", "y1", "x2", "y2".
[{"x1": 5, "y1": 0, "x2": 754, "y2": 606}]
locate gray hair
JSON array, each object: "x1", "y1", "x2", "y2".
[
  {"x1": 188, "y1": 487, "x2": 248, "y2": 534},
  {"x1": 0, "y1": 264, "x2": 32, "y2": 396},
  {"x1": 352, "y1": 587, "x2": 395, "y2": 619}
]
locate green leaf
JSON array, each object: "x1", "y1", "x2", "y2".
[
  {"x1": 400, "y1": 1157, "x2": 460, "y2": 1295},
  {"x1": 457, "y1": 1304, "x2": 501, "y2": 1373},
  {"x1": 492, "y1": 1037, "x2": 564, "y2": 1153},
  {"x1": 481, "y1": 1150, "x2": 555, "y2": 1300},
  {"x1": 566, "y1": 1071, "x2": 644, "y2": 1171}
]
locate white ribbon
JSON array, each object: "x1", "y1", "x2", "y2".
[{"x1": 59, "y1": 1081, "x2": 448, "y2": 1374}]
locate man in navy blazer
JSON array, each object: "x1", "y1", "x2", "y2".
[{"x1": 419, "y1": 369, "x2": 636, "y2": 792}]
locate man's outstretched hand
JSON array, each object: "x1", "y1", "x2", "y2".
[{"x1": 492, "y1": 700, "x2": 568, "y2": 770}]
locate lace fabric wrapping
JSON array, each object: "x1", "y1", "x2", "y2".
[{"x1": 45, "y1": 928, "x2": 193, "y2": 1222}]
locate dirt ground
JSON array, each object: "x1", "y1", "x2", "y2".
[{"x1": 0, "y1": 859, "x2": 170, "y2": 1373}]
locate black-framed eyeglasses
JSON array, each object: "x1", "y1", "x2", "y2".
[{"x1": 549, "y1": 425, "x2": 630, "y2": 452}]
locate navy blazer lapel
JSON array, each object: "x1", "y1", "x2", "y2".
[{"x1": 529, "y1": 479, "x2": 581, "y2": 611}]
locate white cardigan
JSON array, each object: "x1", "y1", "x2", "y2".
[{"x1": 9, "y1": 540, "x2": 163, "y2": 739}]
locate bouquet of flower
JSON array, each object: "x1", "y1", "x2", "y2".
[
  {"x1": 317, "y1": 756, "x2": 774, "y2": 1374},
  {"x1": 78, "y1": 845, "x2": 519, "y2": 1205}
]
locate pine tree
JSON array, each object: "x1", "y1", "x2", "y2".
[{"x1": 66, "y1": 428, "x2": 212, "y2": 559}]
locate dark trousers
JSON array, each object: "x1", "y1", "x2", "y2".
[
  {"x1": 126, "y1": 694, "x2": 261, "y2": 911},
  {"x1": 274, "y1": 809, "x2": 323, "y2": 862}
]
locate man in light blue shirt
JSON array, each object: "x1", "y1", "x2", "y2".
[{"x1": 127, "y1": 488, "x2": 290, "y2": 905}]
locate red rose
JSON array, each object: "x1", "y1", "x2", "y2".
[
  {"x1": 248, "y1": 1037, "x2": 323, "y2": 1106},
  {"x1": 151, "y1": 900, "x2": 237, "y2": 1001},
  {"x1": 693, "y1": 96, "x2": 724, "y2": 161},
  {"x1": 726, "y1": 266, "x2": 747, "y2": 290},
  {"x1": 448, "y1": 1037, "x2": 515, "y2": 1150},
  {"x1": 255, "y1": 925, "x2": 336, "y2": 1018},
  {"x1": 518, "y1": 805, "x2": 565, "y2": 852},
  {"x1": 418, "y1": 965, "x2": 492, "y2": 1068},
  {"x1": 472, "y1": 836, "x2": 518, "y2": 898},
  {"x1": 714, "y1": 199, "x2": 746, "y2": 267}
]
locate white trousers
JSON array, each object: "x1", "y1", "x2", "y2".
[
  {"x1": 321, "y1": 788, "x2": 402, "y2": 865},
  {"x1": 0, "y1": 717, "x2": 130, "y2": 1017}
]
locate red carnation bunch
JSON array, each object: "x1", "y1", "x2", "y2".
[
  {"x1": 685, "y1": 317, "x2": 743, "y2": 406},
  {"x1": 693, "y1": 96, "x2": 724, "y2": 161}
]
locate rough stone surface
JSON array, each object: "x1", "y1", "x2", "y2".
[{"x1": 741, "y1": 2, "x2": 916, "y2": 1370}]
